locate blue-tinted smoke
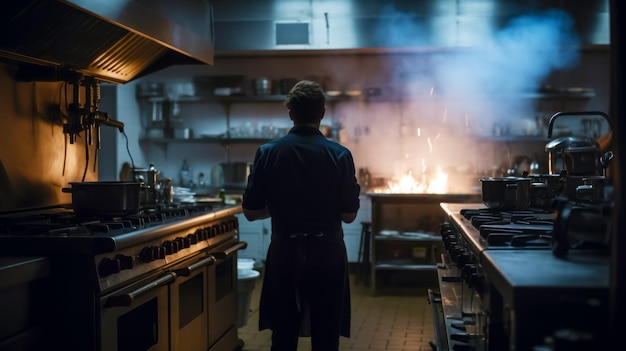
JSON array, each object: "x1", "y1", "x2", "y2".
[{"x1": 438, "y1": 9, "x2": 580, "y2": 97}]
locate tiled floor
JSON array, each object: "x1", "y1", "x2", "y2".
[{"x1": 237, "y1": 272, "x2": 436, "y2": 351}]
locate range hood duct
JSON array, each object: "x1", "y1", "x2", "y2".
[{"x1": 0, "y1": 0, "x2": 214, "y2": 84}]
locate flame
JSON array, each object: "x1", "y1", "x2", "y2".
[{"x1": 376, "y1": 167, "x2": 449, "y2": 194}]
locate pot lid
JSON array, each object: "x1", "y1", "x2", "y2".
[{"x1": 545, "y1": 136, "x2": 599, "y2": 152}]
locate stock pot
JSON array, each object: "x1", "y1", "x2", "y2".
[
  {"x1": 220, "y1": 162, "x2": 252, "y2": 186},
  {"x1": 62, "y1": 181, "x2": 143, "y2": 216},
  {"x1": 480, "y1": 177, "x2": 531, "y2": 210}
]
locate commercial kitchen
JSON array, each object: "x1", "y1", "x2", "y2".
[{"x1": 0, "y1": 1, "x2": 624, "y2": 350}]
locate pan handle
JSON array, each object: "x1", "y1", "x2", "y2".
[{"x1": 62, "y1": 187, "x2": 72, "y2": 193}]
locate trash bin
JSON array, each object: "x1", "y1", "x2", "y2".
[{"x1": 237, "y1": 259, "x2": 261, "y2": 327}]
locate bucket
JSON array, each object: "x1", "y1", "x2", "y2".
[{"x1": 237, "y1": 268, "x2": 260, "y2": 327}]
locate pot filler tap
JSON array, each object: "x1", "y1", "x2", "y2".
[{"x1": 63, "y1": 75, "x2": 125, "y2": 145}]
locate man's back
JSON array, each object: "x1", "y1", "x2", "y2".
[{"x1": 246, "y1": 126, "x2": 357, "y2": 234}]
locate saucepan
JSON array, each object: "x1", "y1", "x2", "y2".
[
  {"x1": 62, "y1": 181, "x2": 144, "y2": 217},
  {"x1": 480, "y1": 177, "x2": 531, "y2": 210}
]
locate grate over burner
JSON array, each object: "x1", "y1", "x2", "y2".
[
  {"x1": 0, "y1": 202, "x2": 215, "y2": 237},
  {"x1": 460, "y1": 208, "x2": 554, "y2": 247}
]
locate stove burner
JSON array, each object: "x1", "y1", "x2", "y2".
[{"x1": 460, "y1": 208, "x2": 554, "y2": 247}]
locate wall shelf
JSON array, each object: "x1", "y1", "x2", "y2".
[
  {"x1": 472, "y1": 135, "x2": 550, "y2": 143},
  {"x1": 139, "y1": 136, "x2": 275, "y2": 153},
  {"x1": 138, "y1": 94, "x2": 356, "y2": 103}
]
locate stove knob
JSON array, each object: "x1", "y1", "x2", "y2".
[
  {"x1": 440, "y1": 222, "x2": 451, "y2": 233},
  {"x1": 457, "y1": 252, "x2": 472, "y2": 267},
  {"x1": 212, "y1": 224, "x2": 221, "y2": 236},
  {"x1": 176, "y1": 236, "x2": 190, "y2": 248},
  {"x1": 220, "y1": 221, "x2": 229, "y2": 232},
  {"x1": 461, "y1": 264, "x2": 477, "y2": 280},
  {"x1": 196, "y1": 228, "x2": 206, "y2": 240},
  {"x1": 139, "y1": 246, "x2": 155, "y2": 262},
  {"x1": 450, "y1": 245, "x2": 464, "y2": 262},
  {"x1": 154, "y1": 246, "x2": 166, "y2": 259},
  {"x1": 163, "y1": 240, "x2": 179, "y2": 255},
  {"x1": 440, "y1": 228, "x2": 452, "y2": 238},
  {"x1": 187, "y1": 233, "x2": 198, "y2": 245},
  {"x1": 99, "y1": 257, "x2": 121, "y2": 277},
  {"x1": 444, "y1": 236, "x2": 457, "y2": 249},
  {"x1": 115, "y1": 254, "x2": 133, "y2": 270},
  {"x1": 231, "y1": 218, "x2": 239, "y2": 231}
]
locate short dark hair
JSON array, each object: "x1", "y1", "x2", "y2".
[{"x1": 284, "y1": 80, "x2": 326, "y2": 124}]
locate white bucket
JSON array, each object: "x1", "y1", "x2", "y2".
[
  {"x1": 237, "y1": 258, "x2": 255, "y2": 271},
  {"x1": 237, "y1": 268, "x2": 260, "y2": 327}
]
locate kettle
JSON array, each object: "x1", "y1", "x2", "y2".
[{"x1": 545, "y1": 136, "x2": 600, "y2": 176}]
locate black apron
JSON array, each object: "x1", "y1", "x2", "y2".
[{"x1": 258, "y1": 231, "x2": 351, "y2": 338}]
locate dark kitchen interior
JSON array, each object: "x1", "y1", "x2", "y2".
[{"x1": 0, "y1": 0, "x2": 624, "y2": 350}]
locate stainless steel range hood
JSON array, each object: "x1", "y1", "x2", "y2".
[{"x1": 0, "y1": 0, "x2": 214, "y2": 84}]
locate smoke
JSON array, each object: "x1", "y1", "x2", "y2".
[
  {"x1": 435, "y1": 9, "x2": 580, "y2": 98},
  {"x1": 358, "y1": 8, "x2": 582, "y2": 186},
  {"x1": 373, "y1": 5, "x2": 430, "y2": 47}
]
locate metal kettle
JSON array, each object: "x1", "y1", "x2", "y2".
[{"x1": 545, "y1": 136, "x2": 600, "y2": 175}]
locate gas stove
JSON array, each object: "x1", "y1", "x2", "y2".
[
  {"x1": 431, "y1": 203, "x2": 610, "y2": 351},
  {"x1": 0, "y1": 202, "x2": 246, "y2": 351},
  {"x1": 0, "y1": 202, "x2": 230, "y2": 251},
  {"x1": 0, "y1": 202, "x2": 242, "y2": 292}
]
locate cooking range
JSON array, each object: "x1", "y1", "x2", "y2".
[
  {"x1": 430, "y1": 202, "x2": 610, "y2": 351},
  {"x1": 0, "y1": 202, "x2": 246, "y2": 351}
]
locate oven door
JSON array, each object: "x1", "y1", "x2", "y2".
[
  {"x1": 207, "y1": 239, "x2": 248, "y2": 350},
  {"x1": 170, "y1": 253, "x2": 216, "y2": 351},
  {"x1": 99, "y1": 272, "x2": 175, "y2": 351}
]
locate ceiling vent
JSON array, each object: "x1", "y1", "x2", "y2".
[{"x1": 276, "y1": 22, "x2": 311, "y2": 46}]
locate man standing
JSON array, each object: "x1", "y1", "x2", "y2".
[{"x1": 242, "y1": 80, "x2": 360, "y2": 351}]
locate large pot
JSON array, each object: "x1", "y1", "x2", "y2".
[
  {"x1": 62, "y1": 181, "x2": 143, "y2": 216},
  {"x1": 220, "y1": 162, "x2": 252, "y2": 187},
  {"x1": 480, "y1": 177, "x2": 531, "y2": 210}
]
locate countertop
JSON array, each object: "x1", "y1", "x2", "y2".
[{"x1": 481, "y1": 249, "x2": 609, "y2": 295}]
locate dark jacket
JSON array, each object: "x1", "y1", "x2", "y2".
[{"x1": 242, "y1": 125, "x2": 360, "y2": 337}]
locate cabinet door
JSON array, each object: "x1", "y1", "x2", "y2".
[{"x1": 342, "y1": 196, "x2": 371, "y2": 262}]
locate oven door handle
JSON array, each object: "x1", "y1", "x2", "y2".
[
  {"x1": 105, "y1": 272, "x2": 176, "y2": 308},
  {"x1": 212, "y1": 241, "x2": 248, "y2": 259},
  {"x1": 172, "y1": 255, "x2": 216, "y2": 277}
]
